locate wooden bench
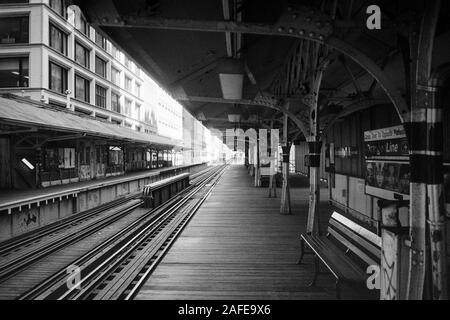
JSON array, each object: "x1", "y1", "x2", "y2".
[{"x1": 298, "y1": 211, "x2": 381, "y2": 299}]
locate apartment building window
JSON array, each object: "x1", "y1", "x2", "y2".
[
  {"x1": 111, "y1": 67, "x2": 120, "y2": 85},
  {"x1": 95, "y1": 84, "x2": 107, "y2": 109},
  {"x1": 49, "y1": 61, "x2": 67, "y2": 93},
  {"x1": 144, "y1": 110, "x2": 151, "y2": 124},
  {"x1": 75, "y1": 41, "x2": 90, "y2": 68},
  {"x1": 111, "y1": 92, "x2": 121, "y2": 113},
  {"x1": 135, "y1": 83, "x2": 141, "y2": 98},
  {"x1": 124, "y1": 56, "x2": 131, "y2": 69},
  {"x1": 125, "y1": 76, "x2": 132, "y2": 91},
  {"x1": 49, "y1": 24, "x2": 67, "y2": 55},
  {"x1": 50, "y1": 0, "x2": 66, "y2": 17},
  {"x1": 0, "y1": 16, "x2": 29, "y2": 44},
  {"x1": 0, "y1": 57, "x2": 29, "y2": 88},
  {"x1": 134, "y1": 103, "x2": 141, "y2": 121},
  {"x1": 79, "y1": 16, "x2": 89, "y2": 37},
  {"x1": 136, "y1": 67, "x2": 141, "y2": 78},
  {"x1": 95, "y1": 56, "x2": 107, "y2": 78},
  {"x1": 95, "y1": 31, "x2": 107, "y2": 50},
  {"x1": 124, "y1": 98, "x2": 132, "y2": 117},
  {"x1": 75, "y1": 74, "x2": 90, "y2": 102},
  {"x1": 111, "y1": 45, "x2": 118, "y2": 59}
]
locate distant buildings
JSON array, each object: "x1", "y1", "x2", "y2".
[
  {"x1": 0, "y1": 0, "x2": 229, "y2": 190},
  {"x1": 0, "y1": 0, "x2": 184, "y2": 140}
]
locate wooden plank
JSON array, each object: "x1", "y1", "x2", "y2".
[
  {"x1": 331, "y1": 212, "x2": 381, "y2": 247},
  {"x1": 328, "y1": 228, "x2": 378, "y2": 267},
  {"x1": 329, "y1": 219, "x2": 380, "y2": 258}
]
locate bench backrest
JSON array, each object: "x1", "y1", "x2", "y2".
[{"x1": 327, "y1": 211, "x2": 381, "y2": 267}]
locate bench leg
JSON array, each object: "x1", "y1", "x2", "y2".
[
  {"x1": 335, "y1": 280, "x2": 341, "y2": 300},
  {"x1": 308, "y1": 255, "x2": 320, "y2": 287},
  {"x1": 297, "y1": 238, "x2": 305, "y2": 264}
]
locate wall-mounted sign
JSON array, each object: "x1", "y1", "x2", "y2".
[
  {"x1": 365, "y1": 125, "x2": 409, "y2": 159},
  {"x1": 364, "y1": 125, "x2": 409, "y2": 200},
  {"x1": 335, "y1": 146, "x2": 359, "y2": 158},
  {"x1": 364, "y1": 125, "x2": 406, "y2": 142}
]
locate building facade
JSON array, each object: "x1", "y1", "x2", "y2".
[
  {"x1": 0, "y1": 0, "x2": 161, "y2": 133},
  {"x1": 0, "y1": 0, "x2": 191, "y2": 189}
]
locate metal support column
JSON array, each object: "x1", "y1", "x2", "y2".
[
  {"x1": 254, "y1": 132, "x2": 261, "y2": 187},
  {"x1": 280, "y1": 113, "x2": 291, "y2": 214}
]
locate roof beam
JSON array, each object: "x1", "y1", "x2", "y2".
[
  {"x1": 169, "y1": 58, "x2": 222, "y2": 88},
  {"x1": 222, "y1": 0, "x2": 233, "y2": 57},
  {"x1": 175, "y1": 95, "x2": 260, "y2": 106},
  {"x1": 91, "y1": 6, "x2": 334, "y2": 40},
  {"x1": 88, "y1": 6, "x2": 408, "y2": 119},
  {"x1": 95, "y1": 17, "x2": 278, "y2": 34},
  {"x1": 174, "y1": 94, "x2": 308, "y2": 138},
  {"x1": 0, "y1": 128, "x2": 37, "y2": 135}
]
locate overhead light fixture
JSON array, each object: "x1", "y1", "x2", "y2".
[
  {"x1": 21, "y1": 158, "x2": 34, "y2": 170},
  {"x1": 228, "y1": 114, "x2": 241, "y2": 123},
  {"x1": 197, "y1": 112, "x2": 207, "y2": 121},
  {"x1": 248, "y1": 114, "x2": 258, "y2": 122},
  {"x1": 218, "y1": 58, "x2": 244, "y2": 100}
]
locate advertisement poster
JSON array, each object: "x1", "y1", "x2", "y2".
[
  {"x1": 365, "y1": 161, "x2": 410, "y2": 199},
  {"x1": 64, "y1": 148, "x2": 76, "y2": 169},
  {"x1": 58, "y1": 148, "x2": 65, "y2": 168}
]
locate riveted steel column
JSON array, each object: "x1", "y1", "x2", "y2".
[
  {"x1": 35, "y1": 147, "x2": 42, "y2": 188},
  {"x1": 280, "y1": 113, "x2": 291, "y2": 214},
  {"x1": 406, "y1": 0, "x2": 444, "y2": 300},
  {"x1": 425, "y1": 87, "x2": 448, "y2": 300},
  {"x1": 268, "y1": 157, "x2": 277, "y2": 198},
  {"x1": 280, "y1": 145, "x2": 291, "y2": 214},
  {"x1": 254, "y1": 133, "x2": 261, "y2": 187},
  {"x1": 408, "y1": 85, "x2": 447, "y2": 300},
  {"x1": 306, "y1": 139, "x2": 321, "y2": 234},
  {"x1": 268, "y1": 122, "x2": 278, "y2": 198}
]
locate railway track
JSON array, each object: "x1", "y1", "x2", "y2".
[
  {"x1": 0, "y1": 166, "x2": 216, "y2": 284},
  {"x1": 0, "y1": 193, "x2": 139, "y2": 258},
  {"x1": 19, "y1": 164, "x2": 227, "y2": 300}
]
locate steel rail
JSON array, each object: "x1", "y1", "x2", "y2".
[
  {"x1": 0, "y1": 194, "x2": 138, "y2": 257},
  {"x1": 0, "y1": 199, "x2": 144, "y2": 282},
  {"x1": 56, "y1": 165, "x2": 227, "y2": 300},
  {"x1": 0, "y1": 166, "x2": 211, "y2": 258},
  {"x1": 124, "y1": 165, "x2": 227, "y2": 300},
  {"x1": 18, "y1": 164, "x2": 225, "y2": 300},
  {"x1": 0, "y1": 167, "x2": 214, "y2": 284}
]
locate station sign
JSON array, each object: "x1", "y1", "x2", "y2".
[
  {"x1": 364, "y1": 125, "x2": 409, "y2": 160},
  {"x1": 364, "y1": 125, "x2": 410, "y2": 200}
]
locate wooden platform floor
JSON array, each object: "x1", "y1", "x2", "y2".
[{"x1": 136, "y1": 165, "x2": 372, "y2": 300}]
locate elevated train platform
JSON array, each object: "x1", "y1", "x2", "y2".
[
  {"x1": 0, "y1": 163, "x2": 207, "y2": 241},
  {"x1": 0, "y1": 163, "x2": 206, "y2": 214},
  {"x1": 1, "y1": 0, "x2": 450, "y2": 301},
  {"x1": 135, "y1": 165, "x2": 371, "y2": 300}
]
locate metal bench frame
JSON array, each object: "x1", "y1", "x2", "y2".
[{"x1": 298, "y1": 211, "x2": 381, "y2": 299}]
